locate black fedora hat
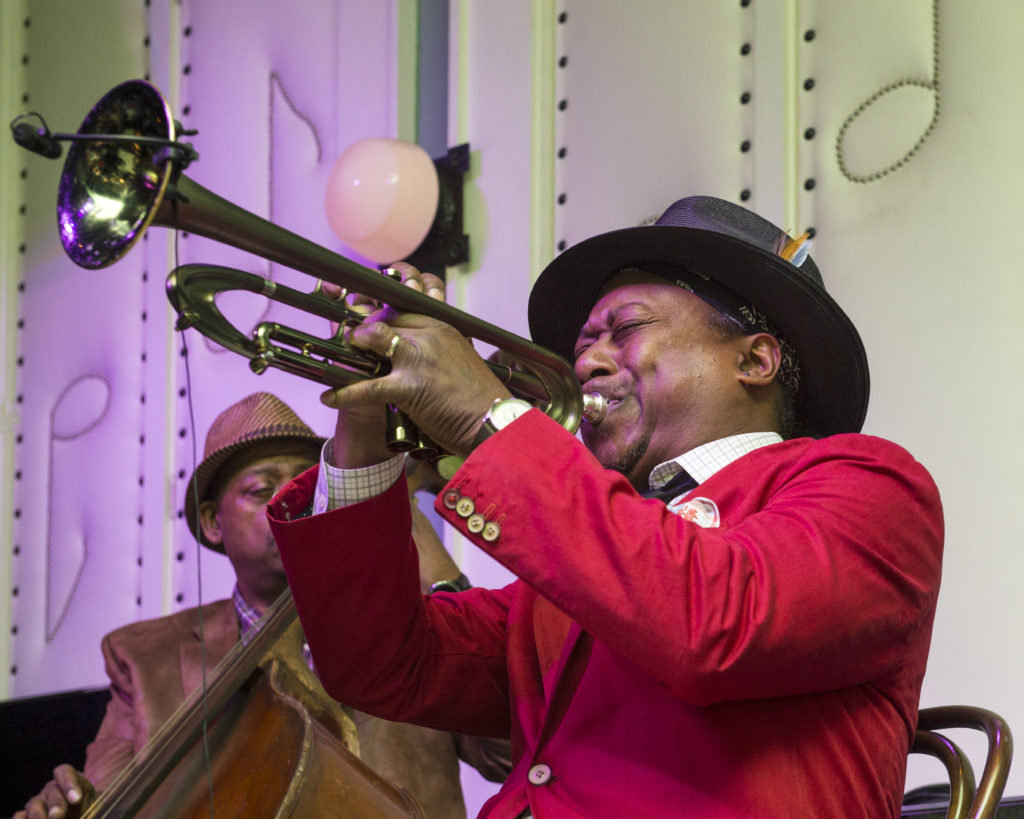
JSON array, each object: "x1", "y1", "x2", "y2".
[{"x1": 527, "y1": 196, "x2": 869, "y2": 436}]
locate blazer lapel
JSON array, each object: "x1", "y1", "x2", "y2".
[
  {"x1": 530, "y1": 596, "x2": 593, "y2": 751},
  {"x1": 180, "y1": 601, "x2": 241, "y2": 698}
]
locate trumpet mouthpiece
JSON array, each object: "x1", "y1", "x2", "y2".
[{"x1": 581, "y1": 392, "x2": 608, "y2": 426}]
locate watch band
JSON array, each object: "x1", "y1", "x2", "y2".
[{"x1": 429, "y1": 573, "x2": 472, "y2": 594}]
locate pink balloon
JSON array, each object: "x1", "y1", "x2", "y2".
[{"x1": 324, "y1": 138, "x2": 440, "y2": 264}]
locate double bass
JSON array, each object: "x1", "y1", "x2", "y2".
[{"x1": 82, "y1": 591, "x2": 425, "y2": 818}]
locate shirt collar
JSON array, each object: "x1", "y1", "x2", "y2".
[
  {"x1": 648, "y1": 431, "x2": 783, "y2": 490},
  {"x1": 232, "y1": 584, "x2": 264, "y2": 643}
]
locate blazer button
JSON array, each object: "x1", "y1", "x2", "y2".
[
  {"x1": 482, "y1": 521, "x2": 501, "y2": 542},
  {"x1": 442, "y1": 490, "x2": 460, "y2": 510},
  {"x1": 527, "y1": 763, "x2": 552, "y2": 785},
  {"x1": 455, "y1": 497, "x2": 475, "y2": 518},
  {"x1": 467, "y1": 513, "x2": 486, "y2": 533}
]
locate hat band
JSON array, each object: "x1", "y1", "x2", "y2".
[{"x1": 627, "y1": 263, "x2": 802, "y2": 396}]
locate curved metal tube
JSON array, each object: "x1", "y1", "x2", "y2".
[{"x1": 49, "y1": 80, "x2": 605, "y2": 465}]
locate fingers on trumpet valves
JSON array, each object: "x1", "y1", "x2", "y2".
[
  {"x1": 383, "y1": 263, "x2": 446, "y2": 302},
  {"x1": 316, "y1": 279, "x2": 346, "y2": 300}
]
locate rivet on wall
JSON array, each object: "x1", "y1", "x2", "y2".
[
  {"x1": 799, "y1": 15, "x2": 817, "y2": 230},
  {"x1": 739, "y1": 0, "x2": 754, "y2": 204},
  {"x1": 12, "y1": 33, "x2": 28, "y2": 679},
  {"x1": 555, "y1": 8, "x2": 570, "y2": 254}
]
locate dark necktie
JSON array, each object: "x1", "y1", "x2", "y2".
[{"x1": 641, "y1": 469, "x2": 698, "y2": 504}]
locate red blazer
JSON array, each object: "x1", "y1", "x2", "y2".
[{"x1": 269, "y1": 411, "x2": 943, "y2": 818}]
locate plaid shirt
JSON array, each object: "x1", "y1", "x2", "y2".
[{"x1": 232, "y1": 584, "x2": 313, "y2": 668}]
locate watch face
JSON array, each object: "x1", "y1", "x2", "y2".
[{"x1": 490, "y1": 399, "x2": 532, "y2": 430}]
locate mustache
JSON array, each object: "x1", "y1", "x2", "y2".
[{"x1": 582, "y1": 377, "x2": 632, "y2": 402}]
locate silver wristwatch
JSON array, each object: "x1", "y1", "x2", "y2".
[{"x1": 474, "y1": 397, "x2": 533, "y2": 446}]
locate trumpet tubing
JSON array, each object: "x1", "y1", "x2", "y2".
[{"x1": 50, "y1": 80, "x2": 607, "y2": 463}]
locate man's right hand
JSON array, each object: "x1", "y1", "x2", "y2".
[
  {"x1": 321, "y1": 262, "x2": 469, "y2": 469},
  {"x1": 15, "y1": 764, "x2": 97, "y2": 819}
]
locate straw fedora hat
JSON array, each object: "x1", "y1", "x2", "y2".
[
  {"x1": 527, "y1": 196, "x2": 869, "y2": 437},
  {"x1": 183, "y1": 392, "x2": 324, "y2": 551}
]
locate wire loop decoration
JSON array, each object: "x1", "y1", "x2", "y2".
[{"x1": 835, "y1": 0, "x2": 941, "y2": 184}]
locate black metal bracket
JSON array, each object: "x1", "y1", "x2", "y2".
[{"x1": 404, "y1": 142, "x2": 470, "y2": 280}]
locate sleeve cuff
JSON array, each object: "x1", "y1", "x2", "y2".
[{"x1": 313, "y1": 439, "x2": 407, "y2": 513}]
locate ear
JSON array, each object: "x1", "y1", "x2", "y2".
[
  {"x1": 198, "y1": 499, "x2": 224, "y2": 547},
  {"x1": 737, "y1": 333, "x2": 781, "y2": 389}
]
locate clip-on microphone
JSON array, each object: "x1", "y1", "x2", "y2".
[{"x1": 9, "y1": 112, "x2": 199, "y2": 168}]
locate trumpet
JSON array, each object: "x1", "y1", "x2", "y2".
[{"x1": 24, "y1": 80, "x2": 605, "y2": 470}]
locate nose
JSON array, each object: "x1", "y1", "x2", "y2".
[{"x1": 574, "y1": 337, "x2": 617, "y2": 382}]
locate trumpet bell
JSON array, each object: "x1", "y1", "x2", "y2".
[{"x1": 57, "y1": 80, "x2": 177, "y2": 269}]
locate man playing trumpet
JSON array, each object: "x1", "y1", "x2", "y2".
[{"x1": 268, "y1": 196, "x2": 943, "y2": 818}]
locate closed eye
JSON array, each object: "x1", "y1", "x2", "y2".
[
  {"x1": 246, "y1": 485, "x2": 277, "y2": 502},
  {"x1": 611, "y1": 319, "x2": 650, "y2": 341}
]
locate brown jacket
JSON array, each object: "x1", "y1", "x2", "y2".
[{"x1": 84, "y1": 598, "x2": 500, "y2": 818}]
